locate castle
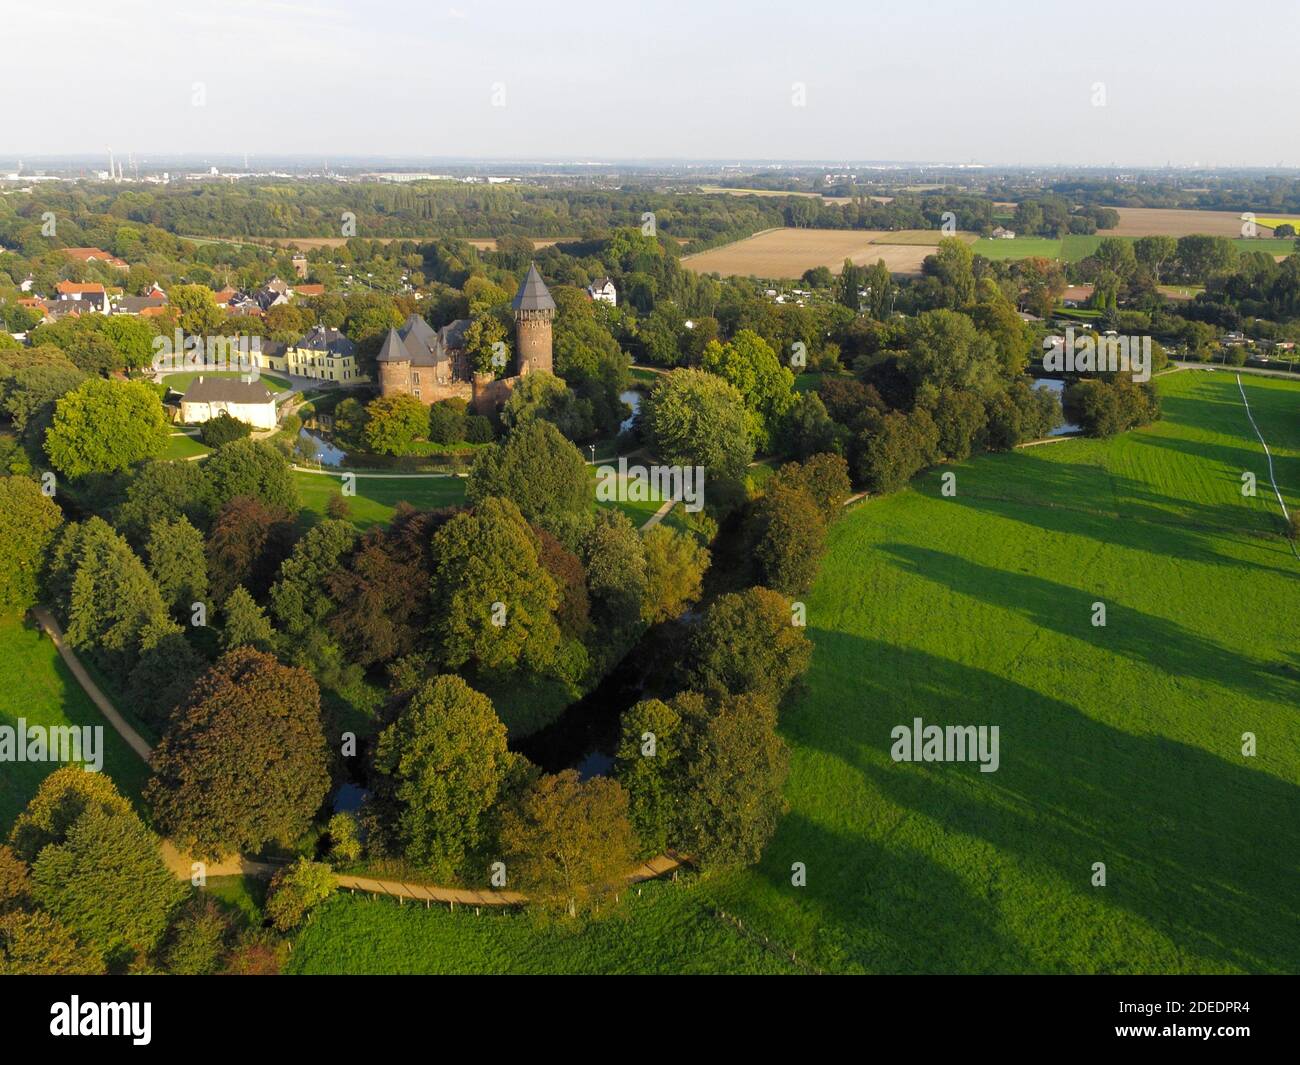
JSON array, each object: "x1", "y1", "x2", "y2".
[{"x1": 376, "y1": 262, "x2": 555, "y2": 415}]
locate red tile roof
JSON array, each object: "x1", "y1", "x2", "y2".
[
  {"x1": 56, "y1": 280, "x2": 106, "y2": 294},
  {"x1": 63, "y1": 247, "x2": 128, "y2": 268}
]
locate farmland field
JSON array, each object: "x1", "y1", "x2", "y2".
[
  {"x1": 1106, "y1": 207, "x2": 1252, "y2": 237},
  {"x1": 971, "y1": 237, "x2": 1063, "y2": 261},
  {"x1": 286, "y1": 369, "x2": 1300, "y2": 974},
  {"x1": 972, "y1": 233, "x2": 1296, "y2": 264},
  {"x1": 681, "y1": 228, "x2": 972, "y2": 278}
]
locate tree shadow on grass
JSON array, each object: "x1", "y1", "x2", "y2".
[
  {"x1": 936, "y1": 453, "x2": 1297, "y2": 577},
  {"x1": 743, "y1": 810, "x2": 1037, "y2": 974},
  {"x1": 779, "y1": 629, "x2": 1300, "y2": 973},
  {"x1": 876, "y1": 543, "x2": 1299, "y2": 705}
]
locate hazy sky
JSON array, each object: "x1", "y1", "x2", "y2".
[{"x1": 9, "y1": 0, "x2": 1300, "y2": 166}]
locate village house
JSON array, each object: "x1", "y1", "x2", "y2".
[
  {"x1": 991, "y1": 225, "x2": 1016, "y2": 239},
  {"x1": 62, "y1": 247, "x2": 129, "y2": 270},
  {"x1": 54, "y1": 281, "x2": 110, "y2": 313},
  {"x1": 587, "y1": 276, "x2": 617, "y2": 305},
  {"x1": 179, "y1": 376, "x2": 277, "y2": 430}
]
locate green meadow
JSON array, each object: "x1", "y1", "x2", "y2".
[
  {"x1": 705, "y1": 369, "x2": 1299, "y2": 973},
  {"x1": 0, "y1": 613, "x2": 151, "y2": 834},
  {"x1": 288, "y1": 878, "x2": 796, "y2": 975},
  {"x1": 293, "y1": 469, "x2": 466, "y2": 529},
  {"x1": 292, "y1": 369, "x2": 1300, "y2": 973}
]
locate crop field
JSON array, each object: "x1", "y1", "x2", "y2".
[
  {"x1": 0, "y1": 613, "x2": 151, "y2": 835},
  {"x1": 287, "y1": 370, "x2": 1297, "y2": 974},
  {"x1": 972, "y1": 233, "x2": 1296, "y2": 264},
  {"x1": 681, "y1": 228, "x2": 972, "y2": 278},
  {"x1": 971, "y1": 237, "x2": 1064, "y2": 261},
  {"x1": 1092, "y1": 207, "x2": 1254, "y2": 237}
]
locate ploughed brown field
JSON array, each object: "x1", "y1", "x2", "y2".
[
  {"x1": 681, "y1": 227, "x2": 974, "y2": 279},
  {"x1": 1100, "y1": 207, "x2": 1259, "y2": 237}
]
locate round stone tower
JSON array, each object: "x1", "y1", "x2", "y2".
[{"x1": 512, "y1": 263, "x2": 556, "y2": 376}]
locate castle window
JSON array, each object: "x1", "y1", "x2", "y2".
[
  {"x1": 413, "y1": 388, "x2": 421, "y2": 399},
  {"x1": 412, "y1": 372, "x2": 420, "y2": 384}
]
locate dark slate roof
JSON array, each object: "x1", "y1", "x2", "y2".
[
  {"x1": 181, "y1": 376, "x2": 274, "y2": 404},
  {"x1": 297, "y1": 325, "x2": 356, "y2": 356},
  {"x1": 400, "y1": 313, "x2": 437, "y2": 352},
  {"x1": 438, "y1": 319, "x2": 470, "y2": 350},
  {"x1": 376, "y1": 327, "x2": 409, "y2": 364},
  {"x1": 512, "y1": 263, "x2": 555, "y2": 313}
]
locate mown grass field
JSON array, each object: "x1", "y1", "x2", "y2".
[
  {"x1": 294, "y1": 469, "x2": 466, "y2": 529},
  {"x1": 0, "y1": 613, "x2": 151, "y2": 834},
  {"x1": 291, "y1": 369, "x2": 1299, "y2": 973},
  {"x1": 704, "y1": 369, "x2": 1300, "y2": 973},
  {"x1": 288, "y1": 878, "x2": 796, "y2": 974}
]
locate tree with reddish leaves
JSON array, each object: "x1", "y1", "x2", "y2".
[
  {"x1": 146, "y1": 648, "x2": 331, "y2": 860},
  {"x1": 205, "y1": 495, "x2": 296, "y2": 605},
  {"x1": 326, "y1": 504, "x2": 453, "y2": 668}
]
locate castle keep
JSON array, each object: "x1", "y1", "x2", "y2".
[{"x1": 376, "y1": 263, "x2": 555, "y2": 414}]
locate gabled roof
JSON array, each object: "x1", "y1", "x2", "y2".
[
  {"x1": 512, "y1": 263, "x2": 555, "y2": 313},
  {"x1": 181, "y1": 376, "x2": 274, "y2": 405},
  {"x1": 116, "y1": 295, "x2": 166, "y2": 314},
  {"x1": 56, "y1": 280, "x2": 105, "y2": 294},
  {"x1": 63, "y1": 247, "x2": 128, "y2": 268}
]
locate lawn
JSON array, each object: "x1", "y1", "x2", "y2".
[
  {"x1": 294, "y1": 470, "x2": 466, "y2": 530},
  {"x1": 287, "y1": 370, "x2": 1299, "y2": 974},
  {"x1": 287, "y1": 877, "x2": 797, "y2": 975},
  {"x1": 162, "y1": 432, "x2": 210, "y2": 460},
  {"x1": 0, "y1": 612, "x2": 152, "y2": 835},
  {"x1": 161, "y1": 371, "x2": 292, "y2": 394},
  {"x1": 701, "y1": 369, "x2": 1300, "y2": 973}
]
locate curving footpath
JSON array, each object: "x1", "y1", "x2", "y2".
[{"x1": 31, "y1": 606, "x2": 688, "y2": 906}]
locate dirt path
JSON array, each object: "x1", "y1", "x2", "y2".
[
  {"x1": 32, "y1": 606, "x2": 689, "y2": 902},
  {"x1": 337, "y1": 852, "x2": 686, "y2": 908},
  {"x1": 30, "y1": 607, "x2": 155, "y2": 765}
]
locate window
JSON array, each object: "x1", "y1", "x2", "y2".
[
  {"x1": 413, "y1": 388, "x2": 421, "y2": 399},
  {"x1": 412, "y1": 372, "x2": 420, "y2": 384}
]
